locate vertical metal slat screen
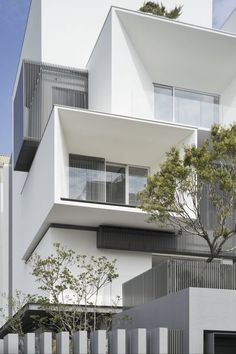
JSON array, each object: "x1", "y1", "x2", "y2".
[
  {"x1": 14, "y1": 60, "x2": 88, "y2": 171},
  {"x1": 24, "y1": 61, "x2": 88, "y2": 143},
  {"x1": 123, "y1": 260, "x2": 236, "y2": 308}
]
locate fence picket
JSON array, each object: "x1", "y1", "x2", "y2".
[
  {"x1": 150, "y1": 328, "x2": 168, "y2": 354},
  {"x1": 0, "y1": 327, "x2": 184, "y2": 353},
  {"x1": 40, "y1": 332, "x2": 52, "y2": 354},
  {"x1": 56, "y1": 332, "x2": 70, "y2": 354},
  {"x1": 4, "y1": 333, "x2": 19, "y2": 354},
  {"x1": 110, "y1": 329, "x2": 126, "y2": 354},
  {"x1": 129, "y1": 328, "x2": 146, "y2": 354},
  {"x1": 24, "y1": 333, "x2": 35, "y2": 354},
  {"x1": 91, "y1": 330, "x2": 106, "y2": 354},
  {"x1": 0, "y1": 339, "x2": 3, "y2": 354}
]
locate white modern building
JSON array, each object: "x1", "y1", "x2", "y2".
[{"x1": 1, "y1": 0, "x2": 236, "y2": 352}]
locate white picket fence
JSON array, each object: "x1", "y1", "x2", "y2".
[{"x1": 0, "y1": 328, "x2": 183, "y2": 354}]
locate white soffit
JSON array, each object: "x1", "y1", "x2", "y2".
[
  {"x1": 58, "y1": 107, "x2": 196, "y2": 168},
  {"x1": 115, "y1": 8, "x2": 236, "y2": 94}
]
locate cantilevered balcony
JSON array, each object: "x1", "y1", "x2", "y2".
[
  {"x1": 13, "y1": 60, "x2": 88, "y2": 171},
  {"x1": 19, "y1": 106, "x2": 197, "y2": 261},
  {"x1": 123, "y1": 258, "x2": 236, "y2": 308}
]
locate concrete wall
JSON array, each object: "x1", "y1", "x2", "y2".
[
  {"x1": 114, "y1": 287, "x2": 236, "y2": 354},
  {"x1": 88, "y1": 11, "x2": 112, "y2": 113},
  {"x1": 12, "y1": 113, "x2": 56, "y2": 294},
  {"x1": 111, "y1": 10, "x2": 154, "y2": 119}
]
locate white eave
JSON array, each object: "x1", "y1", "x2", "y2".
[{"x1": 58, "y1": 106, "x2": 197, "y2": 169}]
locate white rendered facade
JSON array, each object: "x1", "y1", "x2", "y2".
[
  {"x1": 0, "y1": 156, "x2": 10, "y2": 326},
  {"x1": 1, "y1": 0, "x2": 236, "y2": 351}
]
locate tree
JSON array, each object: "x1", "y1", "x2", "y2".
[
  {"x1": 0, "y1": 290, "x2": 36, "y2": 336},
  {"x1": 139, "y1": 1, "x2": 182, "y2": 19},
  {"x1": 30, "y1": 243, "x2": 119, "y2": 334},
  {"x1": 139, "y1": 124, "x2": 236, "y2": 261}
]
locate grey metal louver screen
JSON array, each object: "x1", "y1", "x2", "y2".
[
  {"x1": 97, "y1": 225, "x2": 236, "y2": 258},
  {"x1": 123, "y1": 259, "x2": 236, "y2": 308},
  {"x1": 168, "y1": 329, "x2": 184, "y2": 354},
  {"x1": 52, "y1": 87, "x2": 87, "y2": 109},
  {"x1": 13, "y1": 60, "x2": 88, "y2": 171},
  {"x1": 97, "y1": 226, "x2": 176, "y2": 253}
]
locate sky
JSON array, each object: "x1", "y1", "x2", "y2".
[{"x1": 0, "y1": 0, "x2": 236, "y2": 156}]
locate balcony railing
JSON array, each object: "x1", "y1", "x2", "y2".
[
  {"x1": 62, "y1": 154, "x2": 148, "y2": 207},
  {"x1": 154, "y1": 84, "x2": 236, "y2": 128},
  {"x1": 123, "y1": 259, "x2": 236, "y2": 308}
]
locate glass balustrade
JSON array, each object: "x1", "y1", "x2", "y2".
[
  {"x1": 63, "y1": 154, "x2": 149, "y2": 206},
  {"x1": 154, "y1": 84, "x2": 221, "y2": 128}
]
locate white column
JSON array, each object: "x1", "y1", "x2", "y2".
[
  {"x1": 56, "y1": 332, "x2": 70, "y2": 354},
  {"x1": 40, "y1": 332, "x2": 52, "y2": 354},
  {"x1": 73, "y1": 331, "x2": 88, "y2": 354},
  {"x1": 110, "y1": 329, "x2": 126, "y2": 354},
  {"x1": 150, "y1": 328, "x2": 168, "y2": 354},
  {"x1": 24, "y1": 333, "x2": 36, "y2": 354},
  {"x1": 4, "y1": 333, "x2": 19, "y2": 354}
]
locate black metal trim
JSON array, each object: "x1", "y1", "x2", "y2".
[
  {"x1": 50, "y1": 223, "x2": 98, "y2": 232},
  {"x1": 61, "y1": 197, "x2": 137, "y2": 208},
  {"x1": 14, "y1": 139, "x2": 39, "y2": 172}
]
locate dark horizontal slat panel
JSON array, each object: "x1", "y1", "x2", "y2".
[{"x1": 97, "y1": 225, "x2": 176, "y2": 253}]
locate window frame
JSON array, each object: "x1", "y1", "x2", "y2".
[
  {"x1": 106, "y1": 161, "x2": 149, "y2": 205},
  {"x1": 68, "y1": 154, "x2": 149, "y2": 206},
  {"x1": 153, "y1": 83, "x2": 220, "y2": 127}
]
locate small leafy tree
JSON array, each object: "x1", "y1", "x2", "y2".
[
  {"x1": 139, "y1": 124, "x2": 236, "y2": 261},
  {"x1": 30, "y1": 243, "x2": 119, "y2": 334},
  {"x1": 139, "y1": 1, "x2": 182, "y2": 19},
  {"x1": 0, "y1": 290, "x2": 36, "y2": 336}
]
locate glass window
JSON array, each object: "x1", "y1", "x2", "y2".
[
  {"x1": 69, "y1": 155, "x2": 105, "y2": 202},
  {"x1": 106, "y1": 164, "x2": 126, "y2": 205},
  {"x1": 154, "y1": 85, "x2": 173, "y2": 122},
  {"x1": 129, "y1": 167, "x2": 148, "y2": 206},
  {"x1": 69, "y1": 155, "x2": 149, "y2": 206},
  {"x1": 175, "y1": 89, "x2": 219, "y2": 128}
]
